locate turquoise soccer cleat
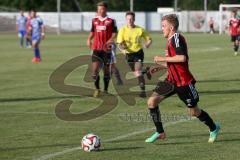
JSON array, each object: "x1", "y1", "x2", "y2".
[
  {"x1": 208, "y1": 123, "x2": 221, "y2": 143},
  {"x1": 145, "y1": 132, "x2": 166, "y2": 143}
]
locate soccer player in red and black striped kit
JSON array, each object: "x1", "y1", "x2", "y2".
[
  {"x1": 229, "y1": 10, "x2": 240, "y2": 56},
  {"x1": 145, "y1": 14, "x2": 220, "y2": 143},
  {"x1": 87, "y1": 1, "x2": 118, "y2": 97}
]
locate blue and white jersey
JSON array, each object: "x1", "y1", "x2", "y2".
[
  {"x1": 16, "y1": 15, "x2": 27, "y2": 31},
  {"x1": 30, "y1": 16, "x2": 44, "y2": 39}
]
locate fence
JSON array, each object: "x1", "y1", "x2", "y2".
[{"x1": 0, "y1": 11, "x2": 232, "y2": 33}]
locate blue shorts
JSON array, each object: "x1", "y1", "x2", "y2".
[
  {"x1": 32, "y1": 35, "x2": 41, "y2": 43},
  {"x1": 18, "y1": 30, "x2": 26, "y2": 38}
]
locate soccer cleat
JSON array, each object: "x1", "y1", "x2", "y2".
[
  {"x1": 139, "y1": 91, "x2": 147, "y2": 98},
  {"x1": 145, "y1": 132, "x2": 166, "y2": 143},
  {"x1": 32, "y1": 57, "x2": 41, "y2": 63},
  {"x1": 93, "y1": 89, "x2": 100, "y2": 98},
  {"x1": 35, "y1": 57, "x2": 41, "y2": 62},
  {"x1": 145, "y1": 66, "x2": 152, "y2": 80},
  {"x1": 208, "y1": 123, "x2": 221, "y2": 143}
]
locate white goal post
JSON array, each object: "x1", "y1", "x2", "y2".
[{"x1": 219, "y1": 4, "x2": 240, "y2": 34}]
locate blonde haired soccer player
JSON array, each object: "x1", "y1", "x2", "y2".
[
  {"x1": 117, "y1": 11, "x2": 152, "y2": 98},
  {"x1": 145, "y1": 14, "x2": 220, "y2": 143}
]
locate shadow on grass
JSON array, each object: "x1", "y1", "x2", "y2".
[
  {"x1": 99, "y1": 146, "x2": 144, "y2": 152},
  {"x1": 217, "y1": 138, "x2": 240, "y2": 143},
  {"x1": 105, "y1": 138, "x2": 144, "y2": 143},
  {"x1": 155, "y1": 141, "x2": 202, "y2": 146},
  {"x1": 169, "y1": 131, "x2": 240, "y2": 139},
  {"x1": 198, "y1": 79, "x2": 240, "y2": 83},
  {"x1": 109, "y1": 131, "x2": 240, "y2": 146},
  {"x1": 1, "y1": 88, "x2": 240, "y2": 103},
  {"x1": 0, "y1": 96, "x2": 82, "y2": 103},
  {"x1": 0, "y1": 143, "x2": 79, "y2": 152},
  {"x1": 199, "y1": 90, "x2": 240, "y2": 95}
]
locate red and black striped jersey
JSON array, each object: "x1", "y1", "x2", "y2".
[
  {"x1": 229, "y1": 18, "x2": 240, "y2": 36},
  {"x1": 166, "y1": 33, "x2": 195, "y2": 87},
  {"x1": 91, "y1": 16, "x2": 117, "y2": 50}
]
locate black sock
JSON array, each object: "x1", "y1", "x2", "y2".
[
  {"x1": 197, "y1": 110, "x2": 216, "y2": 132},
  {"x1": 113, "y1": 68, "x2": 122, "y2": 82},
  {"x1": 94, "y1": 76, "x2": 100, "y2": 89},
  {"x1": 103, "y1": 76, "x2": 110, "y2": 91},
  {"x1": 234, "y1": 45, "x2": 238, "y2": 52},
  {"x1": 141, "y1": 68, "x2": 147, "y2": 74},
  {"x1": 149, "y1": 106, "x2": 164, "y2": 133},
  {"x1": 138, "y1": 76, "x2": 145, "y2": 91}
]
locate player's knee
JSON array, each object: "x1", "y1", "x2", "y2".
[
  {"x1": 134, "y1": 70, "x2": 142, "y2": 77},
  {"x1": 92, "y1": 74, "x2": 98, "y2": 80},
  {"x1": 188, "y1": 107, "x2": 201, "y2": 117},
  {"x1": 32, "y1": 43, "x2": 37, "y2": 48},
  {"x1": 147, "y1": 97, "x2": 158, "y2": 108}
]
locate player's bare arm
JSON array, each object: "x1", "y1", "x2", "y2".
[
  {"x1": 41, "y1": 25, "x2": 45, "y2": 40},
  {"x1": 16, "y1": 23, "x2": 18, "y2": 33},
  {"x1": 144, "y1": 38, "x2": 152, "y2": 48},
  {"x1": 87, "y1": 32, "x2": 94, "y2": 49},
  {"x1": 154, "y1": 55, "x2": 186, "y2": 63},
  {"x1": 107, "y1": 32, "x2": 117, "y2": 44}
]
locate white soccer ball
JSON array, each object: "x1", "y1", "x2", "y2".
[{"x1": 81, "y1": 133, "x2": 101, "y2": 152}]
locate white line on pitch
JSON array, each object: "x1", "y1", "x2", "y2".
[{"x1": 35, "y1": 117, "x2": 194, "y2": 160}]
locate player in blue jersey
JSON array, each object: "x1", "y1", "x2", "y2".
[
  {"x1": 16, "y1": 10, "x2": 28, "y2": 48},
  {"x1": 29, "y1": 10, "x2": 45, "y2": 62}
]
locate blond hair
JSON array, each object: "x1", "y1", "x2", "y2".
[{"x1": 162, "y1": 14, "x2": 179, "y2": 31}]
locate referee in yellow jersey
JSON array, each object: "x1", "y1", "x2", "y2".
[{"x1": 117, "y1": 11, "x2": 152, "y2": 98}]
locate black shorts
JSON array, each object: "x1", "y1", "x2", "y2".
[
  {"x1": 125, "y1": 49, "x2": 144, "y2": 63},
  {"x1": 92, "y1": 50, "x2": 111, "y2": 64},
  {"x1": 153, "y1": 81, "x2": 199, "y2": 108},
  {"x1": 231, "y1": 35, "x2": 240, "y2": 42}
]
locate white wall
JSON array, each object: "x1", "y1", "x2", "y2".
[{"x1": 0, "y1": 11, "x2": 232, "y2": 33}]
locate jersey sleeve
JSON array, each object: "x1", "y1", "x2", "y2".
[
  {"x1": 40, "y1": 18, "x2": 44, "y2": 26},
  {"x1": 142, "y1": 29, "x2": 151, "y2": 41},
  {"x1": 90, "y1": 19, "x2": 94, "y2": 32},
  {"x1": 116, "y1": 28, "x2": 124, "y2": 43},
  {"x1": 172, "y1": 33, "x2": 186, "y2": 55},
  {"x1": 111, "y1": 19, "x2": 117, "y2": 33}
]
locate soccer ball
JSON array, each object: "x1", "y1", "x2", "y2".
[{"x1": 81, "y1": 133, "x2": 101, "y2": 152}]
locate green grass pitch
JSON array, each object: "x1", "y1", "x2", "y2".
[{"x1": 0, "y1": 32, "x2": 240, "y2": 160}]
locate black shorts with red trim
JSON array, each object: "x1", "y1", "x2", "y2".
[
  {"x1": 92, "y1": 50, "x2": 111, "y2": 64},
  {"x1": 153, "y1": 81, "x2": 199, "y2": 108}
]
